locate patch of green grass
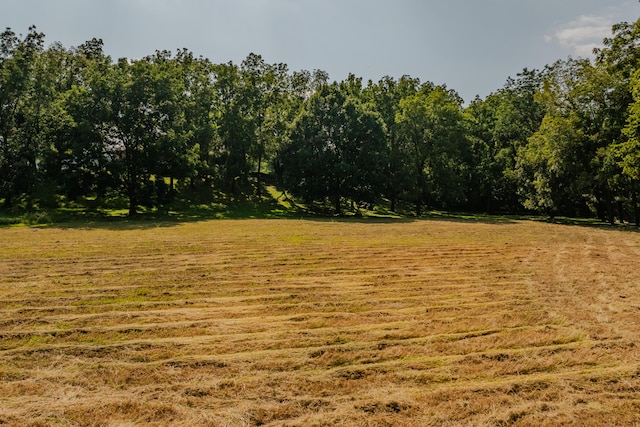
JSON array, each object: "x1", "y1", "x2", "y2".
[
  {"x1": 26, "y1": 335, "x2": 52, "y2": 347},
  {"x1": 0, "y1": 210, "x2": 65, "y2": 227},
  {"x1": 54, "y1": 322, "x2": 73, "y2": 330}
]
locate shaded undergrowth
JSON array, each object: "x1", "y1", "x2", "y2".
[{"x1": 0, "y1": 185, "x2": 632, "y2": 231}]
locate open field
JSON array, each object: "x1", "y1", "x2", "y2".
[{"x1": 1, "y1": 218, "x2": 640, "y2": 426}]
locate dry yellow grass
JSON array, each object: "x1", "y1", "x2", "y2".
[{"x1": 1, "y1": 218, "x2": 639, "y2": 426}]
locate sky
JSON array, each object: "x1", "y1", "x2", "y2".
[{"x1": 3, "y1": 0, "x2": 639, "y2": 102}]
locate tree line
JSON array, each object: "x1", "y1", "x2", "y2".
[{"x1": 1, "y1": 19, "x2": 640, "y2": 222}]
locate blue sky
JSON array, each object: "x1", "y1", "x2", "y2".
[{"x1": 3, "y1": 0, "x2": 639, "y2": 102}]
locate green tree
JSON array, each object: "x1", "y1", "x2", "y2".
[
  {"x1": 40, "y1": 38, "x2": 115, "y2": 202},
  {"x1": 617, "y1": 70, "x2": 640, "y2": 224},
  {"x1": 105, "y1": 55, "x2": 183, "y2": 215},
  {"x1": 395, "y1": 85, "x2": 467, "y2": 215},
  {"x1": 519, "y1": 38, "x2": 636, "y2": 222},
  {"x1": 516, "y1": 114, "x2": 584, "y2": 216},
  {"x1": 0, "y1": 26, "x2": 45, "y2": 207},
  {"x1": 365, "y1": 75, "x2": 421, "y2": 211},
  {"x1": 145, "y1": 50, "x2": 195, "y2": 204},
  {"x1": 597, "y1": 18, "x2": 640, "y2": 223},
  {"x1": 514, "y1": 60, "x2": 598, "y2": 217},
  {"x1": 241, "y1": 54, "x2": 290, "y2": 195},
  {"x1": 280, "y1": 82, "x2": 387, "y2": 213},
  {"x1": 466, "y1": 69, "x2": 545, "y2": 213},
  {"x1": 620, "y1": 70, "x2": 640, "y2": 181},
  {"x1": 170, "y1": 50, "x2": 220, "y2": 192},
  {"x1": 271, "y1": 68, "x2": 328, "y2": 185},
  {"x1": 212, "y1": 61, "x2": 252, "y2": 194}
]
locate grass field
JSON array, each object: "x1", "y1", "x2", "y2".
[{"x1": 1, "y1": 218, "x2": 640, "y2": 426}]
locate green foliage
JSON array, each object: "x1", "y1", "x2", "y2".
[
  {"x1": 2, "y1": 18, "x2": 640, "y2": 223},
  {"x1": 466, "y1": 68, "x2": 545, "y2": 213},
  {"x1": 395, "y1": 85, "x2": 468, "y2": 214},
  {"x1": 516, "y1": 115, "x2": 583, "y2": 215},
  {"x1": 619, "y1": 70, "x2": 640, "y2": 181},
  {"x1": 279, "y1": 82, "x2": 388, "y2": 213},
  {"x1": 364, "y1": 75, "x2": 421, "y2": 211},
  {"x1": 0, "y1": 26, "x2": 46, "y2": 207}
]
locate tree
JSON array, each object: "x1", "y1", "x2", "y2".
[
  {"x1": 465, "y1": 69, "x2": 545, "y2": 213},
  {"x1": 511, "y1": 57, "x2": 627, "y2": 219},
  {"x1": 365, "y1": 75, "x2": 421, "y2": 211},
  {"x1": 145, "y1": 50, "x2": 195, "y2": 204},
  {"x1": 240, "y1": 54, "x2": 290, "y2": 196},
  {"x1": 280, "y1": 82, "x2": 387, "y2": 213},
  {"x1": 271, "y1": 68, "x2": 328, "y2": 185},
  {"x1": 212, "y1": 61, "x2": 252, "y2": 194},
  {"x1": 597, "y1": 18, "x2": 640, "y2": 223},
  {"x1": 105, "y1": 55, "x2": 183, "y2": 215},
  {"x1": 516, "y1": 114, "x2": 584, "y2": 216},
  {"x1": 395, "y1": 85, "x2": 467, "y2": 215},
  {"x1": 0, "y1": 26, "x2": 45, "y2": 207},
  {"x1": 620, "y1": 71, "x2": 640, "y2": 181},
  {"x1": 40, "y1": 38, "x2": 115, "y2": 202},
  {"x1": 617, "y1": 70, "x2": 640, "y2": 224},
  {"x1": 170, "y1": 50, "x2": 219, "y2": 191}
]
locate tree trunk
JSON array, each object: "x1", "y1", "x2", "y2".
[
  {"x1": 256, "y1": 155, "x2": 262, "y2": 197},
  {"x1": 128, "y1": 197, "x2": 138, "y2": 216},
  {"x1": 127, "y1": 177, "x2": 138, "y2": 216},
  {"x1": 633, "y1": 187, "x2": 639, "y2": 227},
  {"x1": 486, "y1": 183, "x2": 493, "y2": 214},
  {"x1": 0, "y1": 134, "x2": 10, "y2": 208},
  {"x1": 334, "y1": 196, "x2": 341, "y2": 215},
  {"x1": 618, "y1": 200, "x2": 625, "y2": 224},
  {"x1": 607, "y1": 200, "x2": 615, "y2": 225}
]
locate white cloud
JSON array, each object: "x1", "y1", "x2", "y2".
[{"x1": 546, "y1": 15, "x2": 614, "y2": 57}]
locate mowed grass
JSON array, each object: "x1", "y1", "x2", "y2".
[{"x1": 1, "y1": 219, "x2": 640, "y2": 426}]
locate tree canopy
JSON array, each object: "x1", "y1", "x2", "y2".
[{"x1": 2, "y1": 19, "x2": 640, "y2": 222}]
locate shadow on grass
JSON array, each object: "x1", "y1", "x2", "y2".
[
  {"x1": 0, "y1": 192, "x2": 315, "y2": 230},
  {"x1": 1, "y1": 194, "x2": 638, "y2": 232},
  {"x1": 534, "y1": 216, "x2": 640, "y2": 233}
]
